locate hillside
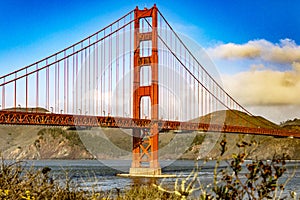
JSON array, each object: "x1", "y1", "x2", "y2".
[
  {"x1": 2, "y1": 107, "x2": 49, "y2": 113},
  {"x1": 184, "y1": 110, "x2": 300, "y2": 160},
  {"x1": 182, "y1": 132, "x2": 300, "y2": 160},
  {"x1": 280, "y1": 118, "x2": 300, "y2": 131},
  {"x1": 192, "y1": 109, "x2": 279, "y2": 128},
  {"x1": 0, "y1": 126, "x2": 93, "y2": 160},
  {"x1": 0, "y1": 110, "x2": 300, "y2": 160}
]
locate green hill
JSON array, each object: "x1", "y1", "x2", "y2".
[
  {"x1": 280, "y1": 118, "x2": 300, "y2": 131},
  {"x1": 192, "y1": 109, "x2": 279, "y2": 129},
  {"x1": 2, "y1": 107, "x2": 50, "y2": 113},
  {"x1": 183, "y1": 110, "x2": 300, "y2": 160}
]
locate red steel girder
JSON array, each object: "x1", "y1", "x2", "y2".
[{"x1": 0, "y1": 111, "x2": 299, "y2": 139}]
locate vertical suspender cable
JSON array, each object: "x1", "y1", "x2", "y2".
[
  {"x1": 88, "y1": 38, "x2": 91, "y2": 115},
  {"x1": 116, "y1": 21, "x2": 119, "y2": 116},
  {"x1": 129, "y1": 14, "x2": 132, "y2": 117},
  {"x1": 2, "y1": 78, "x2": 5, "y2": 109},
  {"x1": 55, "y1": 57, "x2": 57, "y2": 112},
  {"x1": 100, "y1": 34, "x2": 103, "y2": 115},
  {"x1": 95, "y1": 34, "x2": 99, "y2": 115},
  {"x1": 80, "y1": 43, "x2": 83, "y2": 114},
  {"x1": 72, "y1": 47, "x2": 75, "y2": 114},
  {"x1": 64, "y1": 51, "x2": 66, "y2": 113},
  {"x1": 76, "y1": 49, "x2": 79, "y2": 113},
  {"x1": 14, "y1": 73, "x2": 17, "y2": 111},
  {"x1": 26, "y1": 68, "x2": 28, "y2": 111},
  {"x1": 103, "y1": 29, "x2": 106, "y2": 115},
  {"x1": 45, "y1": 62, "x2": 48, "y2": 110},
  {"x1": 109, "y1": 26, "x2": 112, "y2": 115},
  {"x1": 46, "y1": 60, "x2": 49, "y2": 110},
  {"x1": 122, "y1": 17, "x2": 126, "y2": 117},
  {"x1": 36, "y1": 64, "x2": 39, "y2": 112},
  {"x1": 14, "y1": 72, "x2": 17, "y2": 111},
  {"x1": 67, "y1": 55, "x2": 69, "y2": 113},
  {"x1": 58, "y1": 58, "x2": 60, "y2": 113},
  {"x1": 84, "y1": 44, "x2": 87, "y2": 114}
]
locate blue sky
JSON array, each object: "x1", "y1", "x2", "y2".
[
  {"x1": 1, "y1": 0, "x2": 299, "y2": 71},
  {"x1": 1, "y1": 0, "x2": 300, "y2": 122}
]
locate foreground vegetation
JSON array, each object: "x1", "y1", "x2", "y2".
[{"x1": 0, "y1": 138, "x2": 297, "y2": 199}]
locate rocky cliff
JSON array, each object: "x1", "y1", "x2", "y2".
[{"x1": 0, "y1": 126, "x2": 93, "y2": 160}]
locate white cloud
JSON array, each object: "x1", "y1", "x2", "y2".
[
  {"x1": 222, "y1": 62, "x2": 300, "y2": 106},
  {"x1": 205, "y1": 38, "x2": 300, "y2": 110},
  {"x1": 208, "y1": 39, "x2": 300, "y2": 64}
]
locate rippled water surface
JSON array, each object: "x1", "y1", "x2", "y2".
[{"x1": 16, "y1": 159, "x2": 300, "y2": 196}]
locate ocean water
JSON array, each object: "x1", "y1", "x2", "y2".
[{"x1": 12, "y1": 159, "x2": 300, "y2": 197}]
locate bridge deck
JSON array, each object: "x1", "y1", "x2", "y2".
[{"x1": 0, "y1": 111, "x2": 299, "y2": 138}]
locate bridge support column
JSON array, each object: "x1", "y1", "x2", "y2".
[{"x1": 130, "y1": 5, "x2": 161, "y2": 176}]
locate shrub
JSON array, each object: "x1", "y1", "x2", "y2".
[
  {"x1": 0, "y1": 159, "x2": 88, "y2": 199},
  {"x1": 154, "y1": 136, "x2": 296, "y2": 200}
]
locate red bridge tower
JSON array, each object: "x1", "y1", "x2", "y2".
[{"x1": 130, "y1": 5, "x2": 161, "y2": 175}]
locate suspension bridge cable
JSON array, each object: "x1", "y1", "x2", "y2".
[
  {"x1": 147, "y1": 12, "x2": 278, "y2": 129},
  {"x1": 0, "y1": 10, "x2": 134, "y2": 80}
]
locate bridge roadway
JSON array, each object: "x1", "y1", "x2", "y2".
[{"x1": 0, "y1": 110, "x2": 299, "y2": 138}]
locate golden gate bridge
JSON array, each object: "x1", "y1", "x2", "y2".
[{"x1": 0, "y1": 5, "x2": 299, "y2": 175}]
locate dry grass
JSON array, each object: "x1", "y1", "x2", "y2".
[
  {"x1": 0, "y1": 159, "x2": 89, "y2": 199},
  {"x1": 0, "y1": 158, "x2": 180, "y2": 200}
]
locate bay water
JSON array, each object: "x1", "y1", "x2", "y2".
[{"x1": 15, "y1": 159, "x2": 300, "y2": 197}]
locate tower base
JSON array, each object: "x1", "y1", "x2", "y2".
[
  {"x1": 129, "y1": 167, "x2": 161, "y2": 176},
  {"x1": 117, "y1": 167, "x2": 176, "y2": 178}
]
